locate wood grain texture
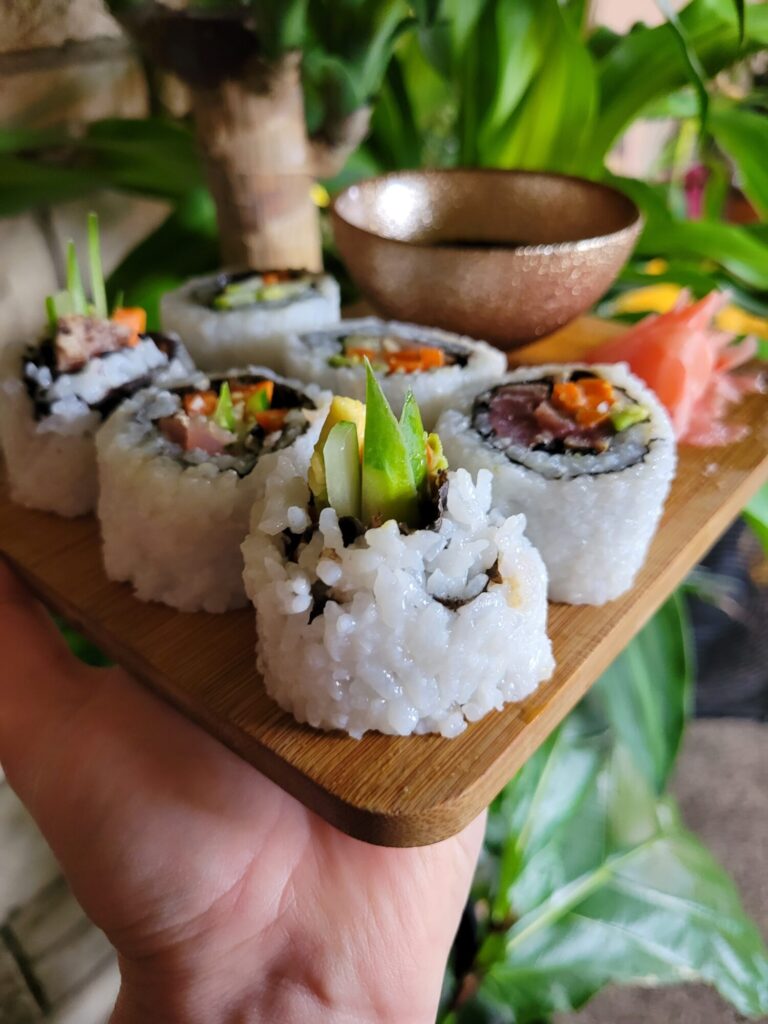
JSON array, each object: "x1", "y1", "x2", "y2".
[{"x1": 2, "y1": 322, "x2": 767, "y2": 848}]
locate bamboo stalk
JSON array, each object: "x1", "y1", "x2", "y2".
[{"x1": 191, "y1": 52, "x2": 322, "y2": 271}]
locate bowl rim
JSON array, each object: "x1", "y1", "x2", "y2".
[{"x1": 331, "y1": 167, "x2": 643, "y2": 256}]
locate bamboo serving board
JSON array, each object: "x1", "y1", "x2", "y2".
[{"x1": 2, "y1": 322, "x2": 767, "y2": 848}]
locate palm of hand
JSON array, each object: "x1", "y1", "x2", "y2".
[{"x1": 0, "y1": 563, "x2": 484, "y2": 1023}]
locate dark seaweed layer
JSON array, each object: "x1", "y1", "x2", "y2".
[
  {"x1": 195, "y1": 269, "x2": 319, "y2": 311},
  {"x1": 22, "y1": 332, "x2": 181, "y2": 422}
]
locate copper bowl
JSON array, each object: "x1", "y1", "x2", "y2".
[{"x1": 331, "y1": 169, "x2": 642, "y2": 349}]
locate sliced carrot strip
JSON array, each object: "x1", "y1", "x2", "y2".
[
  {"x1": 230, "y1": 380, "x2": 275, "y2": 405},
  {"x1": 183, "y1": 391, "x2": 217, "y2": 416},
  {"x1": 112, "y1": 307, "x2": 147, "y2": 348},
  {"x1": 254, "y1": 408, "x2": 288, "y2": 432}
]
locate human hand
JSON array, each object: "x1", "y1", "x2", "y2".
[{"x1": 0, "y1": 561, "x2": 485, "y2": 1024}]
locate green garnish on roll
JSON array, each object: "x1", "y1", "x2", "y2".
[{"x1": 309, "y1": 360, "x2": 447, "y2": 530}]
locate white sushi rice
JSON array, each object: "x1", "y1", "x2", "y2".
[
  {"x1": 242, "y1": 445, "x2": 554, "y2": 738},
  {"x1": 0, "y1": 336, "x2": 194, "y2": 517},
  {"x1": 437, "y1": 362, "x2": 677, "y2": 605},
  {"x1": 161, "y1": 271, "x2": 341, "y2": 373},
  {"x1": 283, "y1": 317, "x2": 507, "y2": 429},
  {"x1": 96, "y1": 373, "x2": 328, "y2": 612}
]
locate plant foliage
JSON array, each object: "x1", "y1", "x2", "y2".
[{"x1": 438, "y1": 602, "x2": 768, "y2": 1022}]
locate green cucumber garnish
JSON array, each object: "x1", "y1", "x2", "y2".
[
  {"x1": 399, "y1": 391, "x2": 427, "y2": 495},
  {"x1": 65, "y1": 240, "x2": 88, "y2": 315},
  {"x1": 87, "y1": 212, "x2": 108, "y2": 318},
  {"x1": 213, "y1": 382, "x2": 236, "y2": 431},
  {"x1": 361, "y1": 359, "x2": 418, "y2": 526}
]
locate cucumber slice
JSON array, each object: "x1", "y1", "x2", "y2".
[
  {"x1": 213, "y1": 382, "x2": 236, "y2": 431},
  {"x1": 324, "y1": 421, "x2": 362, "y2": 520},
  {"x1": 361, "y1": 359, "x2": 418, "y2": 526}
]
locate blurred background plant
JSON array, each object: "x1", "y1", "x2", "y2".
[{"x1": 1, "y1": 0, "x2": 767, "y2": 1020}]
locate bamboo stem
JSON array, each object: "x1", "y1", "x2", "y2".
[{"x1": 191, "y1": 52, "x2": 322, "y2": 271}]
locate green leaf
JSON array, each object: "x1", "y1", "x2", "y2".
[
  {"x1": 709, "y1": 102, "x2": 768, "y2": 220},
  {"x1": 743, "y1": 484, "x2": 768, "y2": 555},
  {"x1": 464, "y1": 710, "x2": 768, "y2": 1022},
  {"x1": 107, "y1": 189, "x2": 218, "y2": 331},
  {"x1": 361, "y1": 360, "x2": 418, "y2": 526},
  {"x1": 734, "y1": 0, "x2": 745, "y2": 41},
  {"x1": 482, "y1": 1, "x2": 597, "y2": 173},
  {"x1": 656, "y1": 0, "x2": 710, "y2": 132},
  {"x1": 399, "y1": 391, "x2": 427, "y2": 493},
  {"x1": 638, "y1": 218, "x2": 768, "y2": 291},
  {"x1": 593, "y1": 0, "x2": 768, "y2": 161},
  {"x1": 587, "y1": 595, "x2": 692, "y2": 794}
]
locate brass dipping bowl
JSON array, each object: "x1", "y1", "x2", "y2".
[{"x1": 331, "y1": 169, "x2": 642, "y2": 349}]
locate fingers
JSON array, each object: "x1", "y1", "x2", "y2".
[{"x1": 0, "y1": 557, "x2": 94, "y2": 780}]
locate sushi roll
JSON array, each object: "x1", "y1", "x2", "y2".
[
  {"x1": 242, "y1": 362, "x2": 553, "y2": 738},
  {"x1": 160, "y1": 268, "x2": 341, "y2": 373},
  {"x1": 283, "y1": 316, "x2": 506, "y2": 429},
  {"x1": 96, "y1": 369, "x2": 328, "y2": 612},
  {"x1": 0, "y1": 215, "x2": 194, "y2": 517},
  {"x1": 436, "y1": 363, "x2": 677, "y2": 605}
]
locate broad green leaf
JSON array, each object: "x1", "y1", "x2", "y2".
[
  {"x1": 743, "y1": 484, "x2": 768, "y2": 555},
  {"x1": 587, "y1": 594, "x2": 692, "y2": 793},
  {"x1": 484, "y1": 1, "x2": 597, "y2": 172},
  {"x1": 594, "y1": 0, "x2": 768, "y2": 160},
  {"x1": 464, "y1": 719, "x2": 768, "y2": 1022},
  {"x1": 656, "y1": 0, "x2": 711, "y2": 131},
  {"x1": 0, "y1": 156, "x2": 97, "y2": 216},
  {"x1": 106, "y1": 189, "x2": 218, "y2": 331},
  {"x1": 638, "y1": 218, "x2": 768, "y2": 291},
  {"x1": 709, "y1": 103, "x2": 768, "y2": 220},
  {"x1": 479, "y1": 0, "x2": 545, "y2": 139}
]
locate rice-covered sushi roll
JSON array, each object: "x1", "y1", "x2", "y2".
[
  {"x1": 437, "y1": 363, "x2": 677, "y2": 605},
  {"x1": 0, "y1": 215, "x2": 194, "y2": 517},
  {"x1": 161, "y1": 268, "x2": 340, "y2": 373},
  {"x1": 283, "y1": 316, "x2": 506, "y2": 429},
  {"x1": 242, "y1": 363, "x2": 553, "y2": 738},
  {"x1": 97, "y1": 369, "x2": 328, "y2": 612}
]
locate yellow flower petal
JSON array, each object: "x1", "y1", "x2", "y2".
[
  {"x1": 715, "y1": 305, "x2": 768, "y2": 340},
  {"x1": 644, "y1": 258, "x2": 669, "y2": 275},
  {"x1": 311, "y1": 183, "x2": 331, "y2": 208},
  {"x1": 614, "y1": 283, "x2": 683, "y2": 315}
]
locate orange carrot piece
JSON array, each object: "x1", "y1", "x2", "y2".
[
  {"x1": 183, "y1": 391, "x2": 217, "y2": 416},
  {"x1": 230, "y1": 380, "x2": 275, "y2": 404},
  {"x1": 111, "y1": 307, "x2": 147, "y2": 347},
  {"x1": 254, "y1": 408, "x2": 288, "y2": 432}
]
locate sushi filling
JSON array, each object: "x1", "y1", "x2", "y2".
[
  {"x1": 21, "y1": 215, "x2": 185, "y2": 428},
  {"x1": 153, "y1": 375, "x2": 314, "y2": 476},
  {"x1": 472, "y1": 371, "x2": 652, "y2": 480},
  {"x1": 301, "y1": 326, "x2": 470, "y2": 375},
  {"x1": 199, "y1": 269, "x2": 321, "y2": 311}
]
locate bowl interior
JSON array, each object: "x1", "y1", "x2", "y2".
[{"x1": 333, "y1": 170, "x2": 639, "y2": 249}]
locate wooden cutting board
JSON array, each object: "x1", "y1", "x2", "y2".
[{"x1": 2, "y1": 321, "x2": 767, "y2": 847}]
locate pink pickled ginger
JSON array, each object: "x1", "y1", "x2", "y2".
[{"x1": 586, "y1": 291, "x2": 764, "y2": 446}]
